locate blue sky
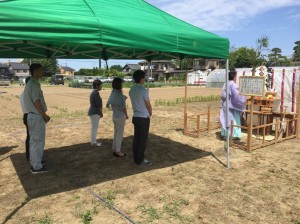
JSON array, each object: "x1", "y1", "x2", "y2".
[{"x1": 1, "y1": 0, "x2": 300, "y2": 71}]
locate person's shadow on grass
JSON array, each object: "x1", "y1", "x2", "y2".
[{"x1": 9, "y1": 134, "x2": 213, "y2": 199}]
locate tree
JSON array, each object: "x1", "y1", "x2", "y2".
[
  {"x1": 110, "y1": 65, "x2": 122, "y2": 71},
  {"x1": 268, "y1": 47, "x2": 282, "y2": 66},
  {"x1": 229, "y1": 36, "x2": 269, "y2": 69},
  {"x1": 292, "y1": 40, "x2": 300, "y2": 62},
  {"x1": 22, "y1": 58, "x2": 58, "y2": 76},
  {"x1": 255, "y1": 35, "x2": 269, "y2": 66},
  {"x1": 75, "y1": 68, "x2": 105, "y2": 76},
  {"x1": 229, "y1": 47, "x2": 257, "y2": 68},
  {"x1": 278, "y1": 55, "x2": 292, "y2": 66}
]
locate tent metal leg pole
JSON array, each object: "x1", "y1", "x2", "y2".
[
  {"x1": 147, "y1": 60, "x2": 150, "y2": 90},
  {"x1": 150, "y1": 61, "x2": 152, "y2": 79},
  {"x1": 99, "y1": 52, "x2": 101, "y2": 69},
  {"x1": 225, "y1": 59, "x2": 230, "y2": 169}
]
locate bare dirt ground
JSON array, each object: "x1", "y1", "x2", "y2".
[{"x1": 0, "y1": 85, "x2": 299, "y2": 224}]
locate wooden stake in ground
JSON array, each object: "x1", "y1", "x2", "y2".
[
  {"x1": 247, "y1": 96, "x2": 254, "y2": 151},
  {"x1": 247, "y1": 68, "x2": 256, "y2": 151},
  {"x1": 184, "y1": 71, "x2": 188, "y2": 134}
]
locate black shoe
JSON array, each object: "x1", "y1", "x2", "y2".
[
  {"x1": 137, "y1": 159, "x2": 152, "y2": 166},
  {"x1": 233, "y1": 137, "x2": 241, "y2": 141},
  {"x1": 42, "y1": 160, "x2": 46, "y2": 165},
  {"x1": 30, "y1": 165, "x2": 49, "y2": 174}
]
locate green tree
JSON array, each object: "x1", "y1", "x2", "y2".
[
  {"x1": 229, "y1": 47, "x2": 257, "y2": 68},
  {"x1": 255, "y1": 35, "x2": 269, "y2": 66},
  {"x1": 268, "y1": 47, "x2": 282, "y2": 66},
  {"x1": 110, "y1": 65, "x2": 122, "y2": 71},
  {"x1": 278, "y1": 55, "x2": 292, "y2": 66},
  {"x1": 74, "y1": 68, "x2": 105, "y2": 76},
  {"x1": 293, "y1": 40, "x2": 300, "y2": 62},
  {"x1": 22, "y1": 58, "x2": 58, "y2": 76}
]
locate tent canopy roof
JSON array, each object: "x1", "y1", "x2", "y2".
[{"x1": 0, "y1": 0, "x2": 229, "y2": 60}]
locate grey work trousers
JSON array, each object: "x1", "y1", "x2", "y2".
[
  {"x1": 89, "y1": 114, "x2": 101, "y2": 144},
  {"x1": 27, "y1": 113, "x2": 45, "y2": 170},
  {"x1": 112, "y1": 115, "x2": 126, "y2": 152}
]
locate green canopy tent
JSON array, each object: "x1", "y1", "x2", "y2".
[
  {"x1": 0, "y1": 0, "x2": 229, "y2": 60},
  {"x1": 0, "y1": 0, "x2": 232, "y2": 167}
]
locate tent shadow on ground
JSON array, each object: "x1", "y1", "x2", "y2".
[{"x1": 10, "y1": 134, "x2": 212, "y2": 199}]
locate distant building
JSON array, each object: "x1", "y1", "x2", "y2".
[
  {"x1": 9, "y1": 62, "x2": 30, "y2": 77},
  {"x1": 139, "y1": 60, "x2": 177, "y2": 81},
  {"x1": 138, "y1": 59, "x2": 223, "y2": 81},
  {"x1": 193, "y1": 59, "x2": 223, "y2": 70},
  {"x1": 122, "y1": 64, "x2": 141, "y2": 73},
  {"x1": 59, "y1": 66, "x2": 75, "y2": 76},
  {"x1": 0, "y1": 63, "x2": 14, "y2": 79}
]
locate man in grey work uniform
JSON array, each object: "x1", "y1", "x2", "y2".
[
  {"x1": 23, "y1": 63, "x2": 50, "y2": 174},
  {"x1": 129, "y1": 70, "x2": 152, "y2": 165}
]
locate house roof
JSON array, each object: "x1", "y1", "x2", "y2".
[
  {"x1": 0, "y1": 63, "x2": 9, "y2": 68},
  {"x1": 139, "y1": 60, "x2": 172, "y2": 65},
  {"x1": 9, "y1": 62, "x2": 29, "y2": 70},
  {"x1": 61, "y1": 66, "x2": 75, "y2": 71},
  {"x1": 123, "y1": 64, "x2": 141, "y2": 70}
]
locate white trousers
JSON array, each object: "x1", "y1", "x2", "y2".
[
  {"x1": 89, "y1": 114, "x2": 100, "y2": 143},
  {"x1": 27, "y1": 113, "x2": 45, "y2": 170},
  {"x1": 113, "y1": 115, "x2": 126, "y2": 152}
]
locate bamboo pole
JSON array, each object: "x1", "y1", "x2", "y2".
[
  {"x1": 275, "y1": 118, "x2": 279, "y2": 144},
  {"x1": 286, "y1": 120, "x2": 289, "y2": 137},
  {"x1": 230, "y1": 120, "x2": 234, "y2": 146},
  {"x1": 297, "y1": 74, "x2": 300, "y2": 138},
  {"x1": 197, "y1": 115, "x2": 200, "y2": 138},
  {"x1": 184, "y1": 71, "x2": 188, "y2": 134},
  {"x1": 207, "y1": 106, "x2": 211, "y2": 131},
  {"x1": 247, "y1": 96, "x2": 254, "y2": 151},
  {"x1": 271, "y1": 69, "x2": 274, "y2": 89},
  {"x1": 292, "y1": 69, "x2": 296, "y2": 112},
  {"x1": 247, "y1": 68, "x2": 255, "y2": 151},
  {"x1": 280, "y1": 69, "x2": 285, "y2": 113},
  {"x1": 225, "y1": 60, "x2": 230, "y2": 168}
]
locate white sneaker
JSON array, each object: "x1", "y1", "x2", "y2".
[{"x1": 91, "y1": 142, "x2": 102, "y2": 147}]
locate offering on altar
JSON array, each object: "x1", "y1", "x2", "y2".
[{"x1": 265, "y1": 90, "x2": 277, "y2": 99}]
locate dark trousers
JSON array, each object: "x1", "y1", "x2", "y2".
[
  {"x1": 23, "y1": 113, "x2": 30, "y2": 161},
  {"x1": 132, "y1": 117, "x2": 150, "y2": 164}
]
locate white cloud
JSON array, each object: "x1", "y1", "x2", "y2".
[
  {"x1": 146, "y1": 0, "x2": 300, "y2": 31},
  {"x1": 288, "y1": 13, "x2": 300, "y2": 22}
]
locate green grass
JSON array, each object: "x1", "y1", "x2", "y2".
[
  {"x1": 69, "y1": 81, "x2": 186, "y2": 89},
  {"x1": 50, "y1": 110, "x2": 86, "y2": 119},
  {"x1": 137, "y1": 205, "x2": 162, "y2": 223},
  {"x1": 154, "y1": 95, "x2": 220, "y2": 106},
  {"x1": 37, "y1": 215, "x2": 52, "y2": 224},
  {"x1": 81, "y1": 210, "x2": 92, "y2": 224},
  {"x1": 137, "y1": 199, "x2": 191, "y2": 223},
  {"x1": 105, "y1": 190, "x2": 116, "y2": 207},
  {"x1": 162, "y1": 200, "x2": 192, "y2": 223}
]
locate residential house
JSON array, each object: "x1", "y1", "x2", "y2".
[
  {"x1": 122, "y1": 64, "x2": 141, "y2": 74},
  {"x1": 138, "y1": 59, "x2": 223, "y2": 81},
  {"x1": 9, "y1": 62, "x2": 30, "y2": 77},
  {"x1": 59, "y1": 66, "x2": 75, "y2": 76},
  {"x1": 193, "y1": 59, "x2": 223, "y2": 70},
  {"x1": 0, "y1": 63, "x2": 14, "y2": 79},
  {"x1": 139, "y1": 60, "x2": 182, "y2": 81}
]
